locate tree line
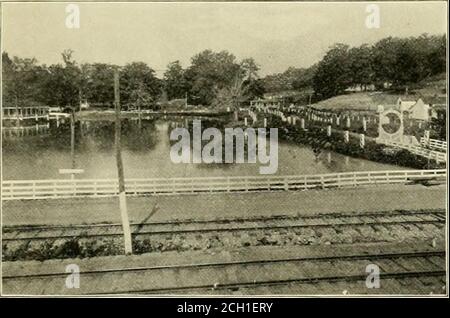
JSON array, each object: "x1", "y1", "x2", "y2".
[
  {"x1": 262, "y1": 34, "x2": 446, "y2": 100},
  {"x1": 2, "y1": 33, "x2": 446, "y2": 110},
  {"x1": 2, "y1": 49, "x2": 264, "y2": 110}
]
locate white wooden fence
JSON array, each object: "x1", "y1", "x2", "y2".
[
  {"x1": 1, "y1": 170, "x2": 446, "y2": 201},
  {"x1": 420, "y1": 137, "x2": 447, "y2": 152},
  {"x1": 379, "y1": 140, "x2": 447, "y2": 163}
]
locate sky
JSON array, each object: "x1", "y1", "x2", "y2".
[{"x1": 1, "y1": 2, "x2": 447, "y2": 77}]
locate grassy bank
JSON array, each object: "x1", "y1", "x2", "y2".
[{"x1": 261, "y1": 115, "x2": 444, "y2": 170}]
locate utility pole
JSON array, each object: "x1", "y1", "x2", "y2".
[
  {"x1": 15, "y1": 96, "x2": 20, "y2": 127},
  {"x1": 70, "y1": 109, "x2": 76, "y2": 179},
  {"x1": 79, "y1": 88, "x2": 82, "y2": 112},
  {"x1": 114, "y1": 69, "x2": 133, "y2": 255}
]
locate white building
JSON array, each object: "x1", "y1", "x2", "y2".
[{"x1": 396, "y1": 98, "x2": 430, "y2": 121}]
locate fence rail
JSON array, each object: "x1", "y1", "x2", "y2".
[
  {"x1": 420, "y1": 137, "x2": 447, "y2": 152},
  {"x1": 1, "y1": 169, "x2": 446, "y2": 201},
  {"x1": 379, "y1": 140, "x2": 447, "y2": 163}
]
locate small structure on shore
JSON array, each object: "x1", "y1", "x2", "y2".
[
  {"x1": 250, "y1": 98, "x2": 283, "y2": 110},
  {"x1": 2, "y1": 106, "x2": 50, "y2": 121},
  {"x1": 396, "y1": 98, "x2": 431, "y2": 121}
]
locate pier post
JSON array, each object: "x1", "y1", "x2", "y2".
[{"x1": 360, "y1": 134, "x2": 365, "y2": 148}]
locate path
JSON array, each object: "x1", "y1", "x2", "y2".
[{"x1": 2, "y1": 184, "x2": 446, "y2": 226}]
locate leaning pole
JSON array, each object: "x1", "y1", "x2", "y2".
[{"x1": 114, "y1": 69, "x2": 133, "y2": 255}]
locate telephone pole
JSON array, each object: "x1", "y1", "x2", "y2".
[
  {"x1": 114, "y1": 69, "x2": 133, "y2": 255},
  {"x1": 70, "y1": 109, "x2": 76, "y2": 179}
]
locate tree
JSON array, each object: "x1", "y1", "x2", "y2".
[
  {"x1": 242, "y1": 78, "x2": 265, "y2": 103},
  {"x1": 313, "y1": 43, "x2": 352, "y2": 99},
  {"x1": 348, "y1": 44, "x2": 374, "y2": 90},
  {"x1": 426, "y1": 34, "x2": 446, "y2": 76},
  {"x1": 211, "y1": 57, "x2": 263, "y2": 108},
  {"x1": 163, "y1": 61, "x2": 188, "y2": 100},
  {"x1": 128, "y1": 83, "x2": 154, "y2": 111},
  {"x1": 184, "y1": 50, "x2": 241, "y2": 106},
  {"x1": 120, "y1": 62, "x2": 162, "y2": 109},
  {"x1": 372, "y1": 37, "x2": 402, "y2": 87},
  {"x1": 291, "y1": 65, "x2": 317, "y2": 90},
  {"x1": 262, "y1": 65, "x2": 316, "y2": 93},
  {"x1": 2, "y1": 53, "x2": 45, "y2": 107},
  {"x1": 40, "y1": 49, "x2": 82, "y2": 107},
  {"x1": 240, "y1": 58, "x2": 260, "y2": 81},
  {"x1": 83, "y1": 63, "x2": 115, "y2": 107}
]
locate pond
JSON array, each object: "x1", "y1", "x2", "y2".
[{"x1": 2, "y1": 118, "x2": 406, "y2": 180}]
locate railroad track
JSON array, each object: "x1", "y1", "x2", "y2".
[
  {"x1": 2, "y1": 248, "x2": 446, "y2": 295},
  {"x1": 3, "y1": 209, "x2": 446, "y2": 242}
]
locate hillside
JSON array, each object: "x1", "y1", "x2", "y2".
[{"x1": 312, "y1": 73, "x2": 446, "y2": 112}]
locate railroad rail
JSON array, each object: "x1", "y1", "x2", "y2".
[
  {"x1": 3, "y1": 248, "x2": 445, "y2": 295},
  {"x1": 3, "y1": 209, "x2": 445, "y2": 242},
  {"x1": 2, "y1": 169, "x2": 446, "y2": 201}
]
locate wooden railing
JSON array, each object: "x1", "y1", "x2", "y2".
[
  {"x1": 420, "y1": 137, "x2": 447, "y2": 152},
  {"x1": 1, "y1": 170, "x2": 446, "y2": 201},
  {"x1": 2, "y1": 106, "x2": 50, "y2": 120},
  {"x1": 380, "y1": 140, "x2": 447, "y2": 163}
]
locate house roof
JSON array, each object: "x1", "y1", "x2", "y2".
[{"x1": 401, "y1": 101, "x2": 417, "y2": 109}]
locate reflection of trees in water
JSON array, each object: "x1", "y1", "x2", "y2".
[
  {"x1": 168, "y1": 118, "x2": 262, "y2": 167},
  {"x1": 13, "y1": 119, "x2": 160, "y2": 153},
  {"x1": 78, "y1": 120, "x2": 158, "y2": 153},
  {"x1": 79, "y1": 122, "x2": 114, "y2": 151},
  {"x1": 5, "y1": 121, "x2": 75, "y2": 153},
  {"x1": 121, "y1": 120, "x2": 158, "y2": 152}
]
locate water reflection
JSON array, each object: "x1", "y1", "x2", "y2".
[{"x1": 2, "y1": 118, "x2": 405, "y2": 180}]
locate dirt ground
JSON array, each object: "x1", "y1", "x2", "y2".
[{"x1": 2, "y1": 183, "x2": 446, "y2": 226}]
